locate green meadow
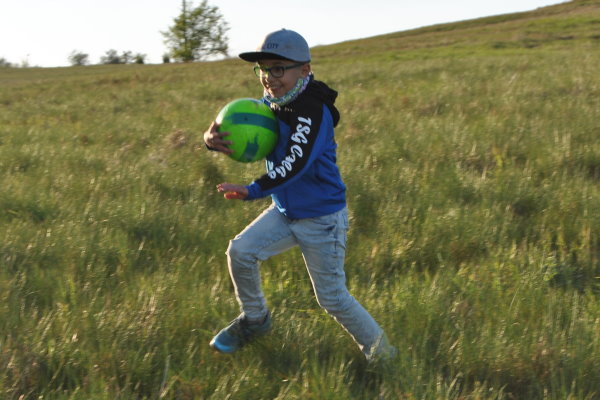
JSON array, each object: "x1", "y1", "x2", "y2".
[{"x1": 1, "y1": 1, "x2": 600, "y2": 398}]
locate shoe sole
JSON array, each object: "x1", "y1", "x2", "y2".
[{"x1": 209, "y1": 338, "x2": 237, "y2": 354}]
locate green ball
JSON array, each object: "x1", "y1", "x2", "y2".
[{"x1": 215, "y1": 98, "x2": 279, "y2": 163}]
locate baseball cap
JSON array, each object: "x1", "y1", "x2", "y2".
[{"x1": 239, "y1": 29, "x2": 311, "y2": 63}]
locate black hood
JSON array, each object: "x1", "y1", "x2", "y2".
[{"x1": 305, "y1": 78, "x2": 341, "y2": 127}]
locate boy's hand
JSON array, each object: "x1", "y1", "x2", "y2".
[
  {"x1": 217, "y1": 183, "x2": 248, "y2": 200},
  {"x1": 204, "y1": 121, "x2": 233, "y2": 155}
]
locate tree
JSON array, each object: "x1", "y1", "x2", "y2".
[
  {"x1": 120, "y1": 51, "x2": 133, "y2": 64},
  {"x1": 162, "y1": 0, "x2": 229, "y2": 62},
  {"x1": 68, "y1": 50, "x2": 89, "y2": 66},
  {"x1": 134, "y1": 53, "x2": 147, "y2": 64},
  {"x1": 0, "y1": 58, "x2": 13, "y2": 68},
  {"x1": 100, "y1": 49, "x2": 123, "y2": 64}
]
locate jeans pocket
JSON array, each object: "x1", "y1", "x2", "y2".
[{"x1": 304, "y1": 213, "x2": 336, "y2": 232}]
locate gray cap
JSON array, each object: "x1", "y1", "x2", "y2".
[{"x1": 239, "y1": 29, "x2": 311, "y2": 63}]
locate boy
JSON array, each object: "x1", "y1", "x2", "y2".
[{"x1": 204, "y1": 29, "x2": 396, "y2": 362}]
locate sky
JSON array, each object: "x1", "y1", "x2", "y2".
[{"x1": 1, "y1": 0, "x2": 568, "y2": 68}]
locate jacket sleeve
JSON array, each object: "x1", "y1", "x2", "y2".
[{"x1": 244, "y1": 101, "x2": 331, "y2": 200}]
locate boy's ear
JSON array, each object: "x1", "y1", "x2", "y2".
[{"x1": 302, "y1": 63, "x2": 312, "y2": 77}]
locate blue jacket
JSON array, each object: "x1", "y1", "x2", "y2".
[{"x1": 245, "y1": 78, "x2": 346, "y2": 219}]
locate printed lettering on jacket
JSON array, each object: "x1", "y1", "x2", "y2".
[
  {"x1": 268, "y1": 116, "x2": 312, "y2": 180},
  {"x1": 251, "y1": 87, "x2": 327, "y2": 194}
]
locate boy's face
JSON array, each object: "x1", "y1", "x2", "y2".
[{"x1": 256, "y1": 59, "x2": 311, "y2": 98}]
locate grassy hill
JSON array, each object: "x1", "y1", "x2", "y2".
[{"x1": 1, "y1": 1, "x2": 599, "y2": 398}]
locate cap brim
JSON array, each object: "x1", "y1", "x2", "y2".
[{"x1": 238, "y1": 52, "x2": 293, "y2": 62}]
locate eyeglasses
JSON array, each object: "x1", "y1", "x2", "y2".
[{"x1": 253, "y1": 62, "x2": 305, "y2": 78}]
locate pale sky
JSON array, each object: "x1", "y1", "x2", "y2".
[{"x1": 1, "y1": 0, "x2": 567, "y2": 68}]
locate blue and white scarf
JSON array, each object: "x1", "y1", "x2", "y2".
[{"x1": 263, "y1": 74, "x2": 312, "y2": 108}]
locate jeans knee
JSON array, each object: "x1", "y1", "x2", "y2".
[
  {"x1": 315, "y1": 289, "x2": 355, "y2": 316},
  {"x1": 226, "y1": 238, "x2": 256, "y2": 266}
]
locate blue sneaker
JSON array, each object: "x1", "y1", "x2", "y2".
[{"x1": 209, "y1": 313, "x2": 272, "y2": 353}]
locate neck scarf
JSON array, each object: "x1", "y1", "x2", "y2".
[{"x1": 264, "y1": 74, "x2": 312, "y2": 108}]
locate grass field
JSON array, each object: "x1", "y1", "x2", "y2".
[{"x1": 1, "y1": 1, "x2": 600, "y2": 398}]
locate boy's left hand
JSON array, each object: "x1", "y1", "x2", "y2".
[{"x1": 217, "y1": 183, "x2": 248, "y2": 200}]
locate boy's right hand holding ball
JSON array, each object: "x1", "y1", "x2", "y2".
[{"x1": 203, "y1": 121, "x2": 233, "y2": 155}]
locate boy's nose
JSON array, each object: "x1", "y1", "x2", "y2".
[{"x1": 263, "y1": 73, "x2": 277, "y2": 84}]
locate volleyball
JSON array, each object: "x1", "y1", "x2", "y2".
[{"x1": 215, "y1": 98, "x2": 279, "y2": 163}]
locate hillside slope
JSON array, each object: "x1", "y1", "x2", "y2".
[
  {"x1": 314, "y1": 0, "x2": 600, "y2": 59},
  {"x1": 0, "y1": 1, "x2": 599, "y2": 399}
]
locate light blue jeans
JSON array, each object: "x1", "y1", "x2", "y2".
[{"x1": 226, "y1": 204, "x2": 384, "y2": 358}]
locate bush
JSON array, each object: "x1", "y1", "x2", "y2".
[{"x1": 68, "y1": 51, "x2": 89, "y2": 66}]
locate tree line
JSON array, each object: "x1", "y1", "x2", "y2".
[
  {"x1": 67, "y1": 50, "x2": 149, "y2": 66},
  {"x1": 1, "y1": 0, "x2": 228, "y2": 68}
]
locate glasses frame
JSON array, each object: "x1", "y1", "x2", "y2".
[{"x1": 253, "y1": 62, "x2": 306, "y2": 78}]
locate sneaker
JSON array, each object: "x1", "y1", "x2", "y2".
[{"x1": 209, "y1": 312, "x2": 272, "y2": 353}]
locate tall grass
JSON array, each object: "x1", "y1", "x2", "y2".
[{"x1": 1, "y1": 2, "x2": 600, "y2": 398}]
